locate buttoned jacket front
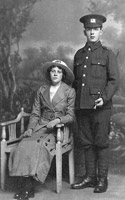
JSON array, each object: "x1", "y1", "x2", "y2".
[
  {"x1": 28, "y1": 81, "x2": 76, "y2": 131},
  {"x1": 73, "y1": 41, "x2": 119, "y2": 109}
]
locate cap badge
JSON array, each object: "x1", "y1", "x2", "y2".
[{"x1": 90, "y1": 18, "x2": 96, "y2": 23}]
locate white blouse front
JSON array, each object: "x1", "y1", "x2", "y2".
[{"x1": 50, "y1": 84, "x2": 60, "y2": 102}]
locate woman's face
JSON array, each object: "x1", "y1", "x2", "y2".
[{"x1": 50, "y1": 66, "x2": 63, "y2": 85}]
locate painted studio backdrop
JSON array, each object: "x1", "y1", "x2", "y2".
[{"x1": 0, "y1": 0, "x2": 125, "y2": 176}]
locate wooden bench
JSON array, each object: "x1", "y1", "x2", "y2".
[{"x1": 0, "y1": 107, "x2": 74, "y2": 193}]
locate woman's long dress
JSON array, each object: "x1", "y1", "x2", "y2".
[{"x1": 9, "y1": 82, "x2": 75, "y2": 183}]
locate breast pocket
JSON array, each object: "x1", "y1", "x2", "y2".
[{"x1": 91, "y1": 58, "x2": 107, "y2": 78}]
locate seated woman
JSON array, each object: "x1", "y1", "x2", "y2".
[{"x1": 9, "y1": 60, "x2": 76, "y2": 200}]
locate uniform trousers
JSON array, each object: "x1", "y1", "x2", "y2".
[{"x1": 77, "y1": 108, "x2": 111, "y2": 178}]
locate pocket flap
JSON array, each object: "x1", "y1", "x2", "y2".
[
  {"x1": 91, "y1": 58, "x2": 106, "y2": 66},
  {"x1": 90, "y1": 87, "x2": 101, "y2": 95}
]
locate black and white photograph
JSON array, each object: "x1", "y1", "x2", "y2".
[{"x1": 0, "y1": 0, "x2": 125, "y2": 199}]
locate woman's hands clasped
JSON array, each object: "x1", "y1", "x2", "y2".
[{"x1": 21, "y1": 118, "x2": 61, "y2": 138}]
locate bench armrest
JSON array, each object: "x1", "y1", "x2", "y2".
[{"x1": 0, "y1": 108, "x2": 30, "y2": 141}]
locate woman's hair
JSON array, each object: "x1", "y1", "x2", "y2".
[{"x1": 46, "y1": 65, "x2": 67, "y2": 82}]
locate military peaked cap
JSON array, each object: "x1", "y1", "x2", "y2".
[{"x1": 80, "y1": 14, "x2": 106, "y2": 28}]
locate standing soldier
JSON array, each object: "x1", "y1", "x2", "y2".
[{"x1": 71, "y1": 14, "x2": 119, "y2": 193}]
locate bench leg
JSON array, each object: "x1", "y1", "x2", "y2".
[
  {"x1": 1, "y1": 142, "x2": 7, "y2": 190},
  {"x1": 69, "y1": 141, "x2": 75, "y2": 185},
  {"x1": 56, "y1": 141, "x2": 62, "y2": 193}
]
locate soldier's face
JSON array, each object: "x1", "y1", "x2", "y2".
[{"x1": 84, "y1": 27, "x2": 103, "y2": 43}]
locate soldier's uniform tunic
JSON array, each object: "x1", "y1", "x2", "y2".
[{"x1": 73, "y1": 41, "x2": 119, "y2": 147}]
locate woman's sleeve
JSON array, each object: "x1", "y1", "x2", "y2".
[
  {"x1": 28, "y1": 89, "x2": 41, "y2": 130},
  {"x1": 59, "y1": 88, "x2": 76, "y2": 124}
]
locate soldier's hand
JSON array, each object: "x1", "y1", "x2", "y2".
[
  {"x1": 23, "y1": 128, "x2": 33, "y2": 137},
  {"x1": 94, "y1": 97, "x2": 104, "y2": 109},
  {"x1": 47, "y1": 118, "x2": 60, "y2": 129}
]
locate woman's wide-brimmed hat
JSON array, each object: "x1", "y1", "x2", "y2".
[{"x1": 42, "y1": 60, "x2": 74, "y2": 85}]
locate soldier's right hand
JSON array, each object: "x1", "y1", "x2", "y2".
[{"x1": 23, "y1": 128, "x2": 33, "y2": 137}]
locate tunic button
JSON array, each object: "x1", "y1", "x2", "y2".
[
  {"x1": 82, "y1": 83, "x2": 85, "y2": 86},
  {"x1": 83, "y1": 74, "x2": 86, "y2": 77},
  {"x1": 88, "y1": 48, "x2": 91, "y2": 51},
  {"x1": 86, "y1": 56, "x2": 88, "y2": 59},
  {"x1": 84, "y1": 65, "x2": 87, "y2": 68}
]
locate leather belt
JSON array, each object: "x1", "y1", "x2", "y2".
[{"x1": 42, "y1": 111, "x2": 63, "y2": 121}]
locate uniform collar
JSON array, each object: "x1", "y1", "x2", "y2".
[{"x1": 84, "y1": 41, "x2": 102, "y2": 51}]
